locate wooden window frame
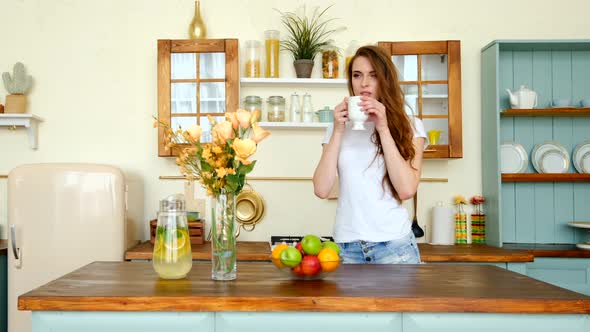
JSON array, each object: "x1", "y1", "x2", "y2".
[
  {"x1": 378, "y1": 41, "x2": 463, "y2": 159},
  {"x1": 157, "y1": 39, "x2": 239, "y2": 157}
]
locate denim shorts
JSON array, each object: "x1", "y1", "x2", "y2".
[{"x1": 337, "y1": 231, "x2": 421, "y2": 264}]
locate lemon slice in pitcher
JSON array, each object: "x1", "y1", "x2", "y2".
[{"x1": 164, "y1": 229, "x2": 188, "y2": 251}]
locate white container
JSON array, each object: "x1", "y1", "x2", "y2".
[
  {"x1": 302, "y1": 93, "x2": 314, "y2": 123},
  {"x1": 289, "y1": 92, "x2": 301, "y2": 122}
]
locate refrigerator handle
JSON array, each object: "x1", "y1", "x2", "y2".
[{"x1": 10, "y1": 224, "x2": 21, "y2": 262}]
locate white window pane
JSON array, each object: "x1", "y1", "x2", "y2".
[
  {"x1": 171, "y1": 83, "x2": 197, "y2": 114},
  {"x1": 393, "y1": 55, "x2": 417, "y2": 81},
  {"x1": 421, "y1": 54, "x2": 448, "y2": 81},
  {"x1": 422, "y1": 118, "x2": 449, "y2": 145},
  {"x1": 200, "y1": 53, "x2": 225, "y2": 79},
  {"x1": 200, "y1": 82, "x2": 226, "y2": 114},
  {"x1": 171, "y1": 53, "x2": 197, "y2": 79}
]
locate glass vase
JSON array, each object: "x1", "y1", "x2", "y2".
[
  {"x1": 188, "y1": 0, "x2": 207, "y2": 39},
  {"x1": 455, "y1": 204, "x2": 467, "y2": 244},
  {"x1": 471, "y1": 204, "x2": 486, "y2": 244},
  {"x1": 210, "y1": 189, "x2": 237, "y2": 280}
]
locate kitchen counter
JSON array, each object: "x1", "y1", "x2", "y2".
[
  {"x1": 124, "y1": 241, "x2": 270, "y2": 261},
  {"x1": 503, "y1": 243, "x2": 590, "y2": 258},
  {"x1": 125, "y1": 241, "x2": 534, "y2": 262},
  {"x1": 18, "y1": 261, "x2": 590, "y2": 313},
  {"x1": 0, "y1": 240, "x2": 6, "y2": 255}
]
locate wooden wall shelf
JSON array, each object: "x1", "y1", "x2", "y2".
[
  {"x1": 501, "y1": 109, "x2": 590, "y2": 117},
  {"x1": 502, "y1": 173, "x2": 590, "y2": 182}
]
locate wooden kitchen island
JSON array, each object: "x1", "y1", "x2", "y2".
[{"x1": 18, "y1": 262, "x2": 590, "y2": 332}]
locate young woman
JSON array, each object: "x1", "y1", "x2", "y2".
[{"x1": 313, "y1": 45, "x2": 428, "y2": 264}]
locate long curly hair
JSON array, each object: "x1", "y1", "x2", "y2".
[{"x1": 346, "y1": 45, "x2": 416, "y2": 203}]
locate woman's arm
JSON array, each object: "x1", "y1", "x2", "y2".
[
  {"x1": 313, "y1": 97, "x2": 349, "y2": 199},
  {"x1": 377, "y1": 130, "x2": 425, "y2": 200}
]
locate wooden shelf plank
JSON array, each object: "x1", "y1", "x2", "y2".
[
  {"x1": 501, "y1": 108, "x2": 590, "y2": 117},
  {"x1": 502, "y1": 173, "x2": 590, "y2": 182}
]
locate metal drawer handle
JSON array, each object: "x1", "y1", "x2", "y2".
[{"x1": 10, "y1": 224, "x2": 20, "y2": 260}]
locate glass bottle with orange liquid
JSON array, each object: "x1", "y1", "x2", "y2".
[
  {"x1": 265, "y1": 30, "x2": 280, "y2": 78},
  {"x1": 244, "y1": 40, "x2": 261, "y2": 78}
]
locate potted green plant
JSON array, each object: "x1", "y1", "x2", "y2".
[{"x1": 276, "y1": 5, "x2": 342, "y2": 78}]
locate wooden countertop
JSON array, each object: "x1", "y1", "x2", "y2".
[
  {"x1": 124, "y1": 241, "x2": 270, "y2": 261},
  {"x1": 126, "y1": 241, "x2": 534, "y2": 262},
  {"x1": 503, "y1": 243, "x2": 590, "y2": 258},
  {"x1": 419, "y1": 243, "x2": 534, "y2": 262},
  {"x1": 0, "y1": 239, "x2": 7, "y2": 255},
  {"x1": 18, "y1": 261, "x2": 590, "y2": 313}
]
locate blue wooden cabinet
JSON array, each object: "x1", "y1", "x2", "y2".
[
  {"x1": 481, "y1": 40, "x2": 590, "y2": 247},
  {"x1": 508, "y1": 258, "x2": 590, "y2": 296},
  {"x1": 1, "y1": 254, "x2": 7, "y2": 332}
]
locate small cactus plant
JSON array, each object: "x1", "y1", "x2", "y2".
[{"x1": 2, "y1": 62, "x2": 32, "y2": 95}]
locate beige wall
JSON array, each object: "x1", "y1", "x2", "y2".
[{"x1": 1, "y1": 0, "x2": 589, "y2": 244}]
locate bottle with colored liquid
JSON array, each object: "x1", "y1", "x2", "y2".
[
  {"x1": 265, "y1": 30, "x2": 280, "y2": 78},
  {"x1": 153, "y1": 194, "x2": 192, "y2": 279}
]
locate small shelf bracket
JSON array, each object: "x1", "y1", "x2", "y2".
[{"x1": 0, "y1": 114, "x2": 44, "y2": 149}]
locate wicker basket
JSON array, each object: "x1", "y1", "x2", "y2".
[{"x1": 150, "y1": 219, "x2": 205, "y2": 245}]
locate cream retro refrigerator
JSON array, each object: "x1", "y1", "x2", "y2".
[{"x1": 7, "y1": 163, "x2": 126, "y2": 332}]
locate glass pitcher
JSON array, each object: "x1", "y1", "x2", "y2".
[{"x1": 153, "y1": 194, "x2": 192, "y2": 279}]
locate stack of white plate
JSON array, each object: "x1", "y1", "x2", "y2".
[
  {"x1": 573, "y1": 141, "x2": 590, "y2": 173},
  {"x1": 501, "y1": 142, "x2": 528, "y2": 173},
  {"x1": 531, "y1": 142, "x2": 570, "y2": 173}
]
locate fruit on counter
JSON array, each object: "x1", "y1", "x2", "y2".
[
  {"x1": 317, "y1": 248, "x2": 340, "y2": 272},
  {"x1": 301, "y1": 235, "x2": 322, "y2": 255},
  {"x1": 322, "y1": 241, "x2": 340, "y2": 254},
  {"x1": 279, "y1": 247, "x2": 303, "y2": 268},
  {"x1": 292, "y1": 264, "x2": 305, "y2": 276},
  {"x1": 271, "y1": 243, "x2": 290, "y2": 268},
  {"x1": 300, "y1": 255, "x2": 321, "y2": 276},
  {"x1": 295, "y1": 242, "x2": 305, "y2": 255}
]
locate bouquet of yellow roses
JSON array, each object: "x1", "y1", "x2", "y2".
[{"x1": 158, "y1": 109, "x2": 271, "y2": 197}]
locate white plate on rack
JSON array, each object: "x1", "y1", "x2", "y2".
[
  {"x1": 500, "y1": 142, "x2": 528, "y2": 173},
  {"x1": 576, "y1": 243, "x2": 590, "y2": 250},
  {"x1": 573, "y1": 141, "x2": 590, "y2": 173},
  {"x1": 539, "y1": 149, "x2": 569, "y2": 173},
  {"x1": 567, "y1": 222, "x2": 590, "y2": 229},
  {"x1": 532, "y1": 141, "x2": 570, "y2": 173}
]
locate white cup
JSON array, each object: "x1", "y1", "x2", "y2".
[{"x1": 348, "y1": 96, "x2": 367, "y2": 130}]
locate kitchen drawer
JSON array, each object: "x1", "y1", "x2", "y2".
[{"x1": 508, "y1": 258, "x2": 590, "y2": 295}]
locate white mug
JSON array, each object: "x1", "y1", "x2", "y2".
[{"x1": 348, "y1": 96, "x2": 367, "y2": 130}]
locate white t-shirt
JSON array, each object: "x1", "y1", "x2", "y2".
[{"x1": 321, "y1": 118, "x2": 428, "y2": 243}]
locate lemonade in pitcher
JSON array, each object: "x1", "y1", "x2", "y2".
[{"x1": 153, "y1": 194, "x2": 192, "y2": 279}]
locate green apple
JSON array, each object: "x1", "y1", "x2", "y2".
[
  {"x1": 279, "y1": 247, "x2": 302, "y2": 268},
  {"x1": 322, "y1": 241, "x2": 340, "y2": 254},
  {"x1": 301, "y1": 235, "x2": 322, "y2": 255}
]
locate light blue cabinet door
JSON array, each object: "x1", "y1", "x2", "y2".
[
  {"x1": 1, "y1": 254, "x2": 7, "y2": 332},
  {"x1": 508, "y1": 258, "x2": 590, "y2": 295}
]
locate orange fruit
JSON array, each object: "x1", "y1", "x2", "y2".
[
  {"x1": 272, "y1": 243, "x2": 289, "y2": 268},
  {"x1": 317, "y1": 248, "x2": 340, "y2": 272}
]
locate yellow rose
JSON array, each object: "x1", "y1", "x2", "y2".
[
  {"x1": 236, "y1": 109, "x2": 252, "y2": 129},
  {"x1": 186, "y1": 125, "x2": 202, "y2": 141},
  {"x1": 250, "y1": 109, "x2": 261, "y2": 124},
  {"x1": 232, "y1": 138, "x2": 257, "y2": 164},
  {"x1": 225, "y1": 112, "x2": 239, "y2": 130},
  {"x1": 251, "y1": 123, "x2": 271, "y2": 143},
  {"x1": 212, "y1": 121, "x2": 234, "y2": 144},
  {"x1": 216, "y1": 168, "x2": 228, "y2": 178},
  {"x1": 212, "y1": 145, "x2": 223, "y2": 154}
]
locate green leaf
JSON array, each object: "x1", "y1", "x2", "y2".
[
  {"x1": 237, "y1": 160, "x2": 256, "y2": 175},
  {"x1": 201, "y1": 161, "x2": 213, "y2": 172},
  {"x1": 225, "y1": 174, "x2": 240, "y2": 193}
]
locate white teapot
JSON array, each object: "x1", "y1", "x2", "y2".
[{"x1": 506, "y1": 85, "x2": 538, "y2": 109}]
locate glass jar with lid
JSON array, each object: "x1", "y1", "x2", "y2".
[
  {"x1": 243, "y1": 95, "x2": 262, "y2": 112},
  {"x1": 244, "y1": 40, "x2": 261, "y2": 78},
  {"x1": 153, "y1": 194, "x2": 192, "y2": 279},
  {"x1": 267, "y1": 96, "x2": 286, "y2": 122}
]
